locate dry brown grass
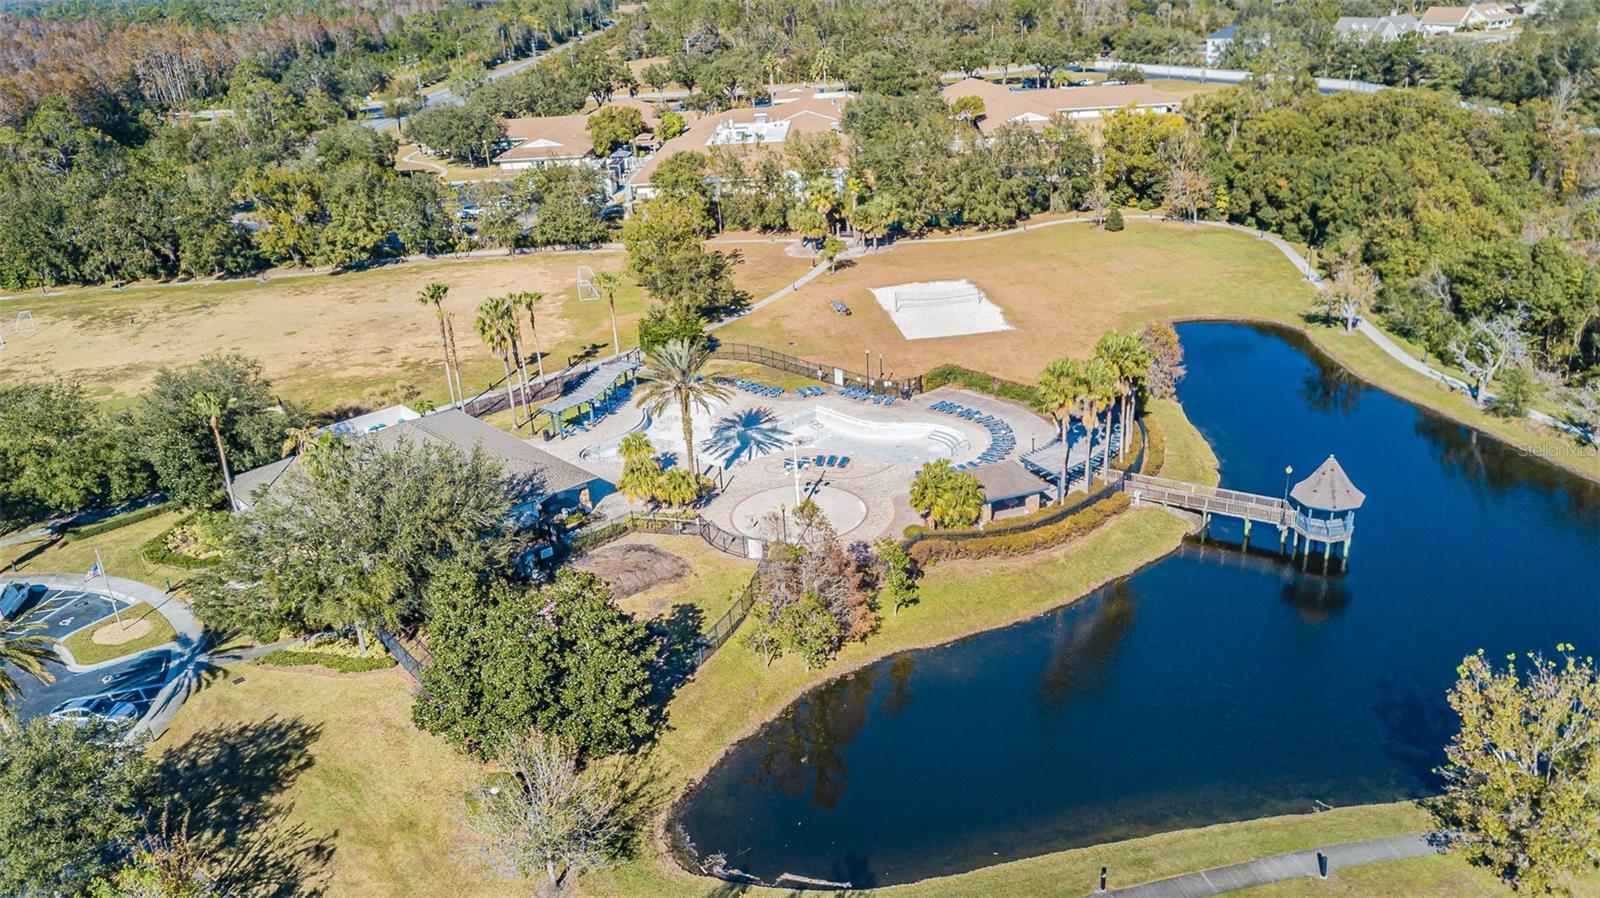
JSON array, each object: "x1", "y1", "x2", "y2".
[{"x1": 719, "y1": 218, "x2": 1316, "y2": 383}]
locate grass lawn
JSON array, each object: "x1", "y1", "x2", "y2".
[
  {"x1": 1233, "y1": 852, "x2": 1600, "y2": 897},
  {"x1": 0, "y1": 240, "x2": 813, "y2": 418},
  {"x1": 59, "y1": 601, "x2": 176, "y2": 665},
  {"x1": 719, "y1": 218, "x2": 1600, "y2": 483},
  {"x1": 718, "y1": 219, "x2": 1315, "y2": 385},
  {"x1": 152, "y1": 665, "x2": 512, "y2": 898},
  {"x1": 0, "y1": 508, "x2": 195, "y2": 587},
  {"x1": 1147, "y1": 397, "x2": 1219, "y2": 486},
  {"x1": 588, "y1": 533, "x2": 756, "y2": 631}
]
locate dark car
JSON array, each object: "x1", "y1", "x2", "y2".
[{"x1": 0, "y1": 583, "x2": 45, "y2": 622}]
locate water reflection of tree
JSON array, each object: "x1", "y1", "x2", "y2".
[
  {"x1": 747, "y1": 667, "x2": 878, "y2": 811},
  {"x1": 1299, "y1": 355, "x2": 1365, "y2": 417},
  {"x1": 1370, "y1": 675, "x2": 1453, "y2": 792},
  {"x1": 1415, "y1": 415, "x2": 1600, "y2": 523},
  {"x1": 1036, "y1": 580, "x2": 1138, "y2": 708},
  {"x1": 883, "y1": 656, "x2": 915, "y2": 718}
]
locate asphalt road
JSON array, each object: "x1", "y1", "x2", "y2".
[{"x1": 3, "y1": 585, "x2": 177, "y2": 725}]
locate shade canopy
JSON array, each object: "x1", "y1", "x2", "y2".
[{"x1": 1290, "y1": 455, "x2": 1365, "y2": 512}]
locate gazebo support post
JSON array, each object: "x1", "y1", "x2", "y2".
[
  {"x1": 1242, "y1": 518, "x2": 1251, "y2": 548},
  {"x1": 1278, "y1": 526, "x2": 1288, "y2": 553}
]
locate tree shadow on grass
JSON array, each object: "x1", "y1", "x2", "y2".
[
  {"x1": 647, "y1": 603, "x2": 705, "y2": 705},
  {"x1": 157, "y1": 716, "x2": 335, "y2": 898}
]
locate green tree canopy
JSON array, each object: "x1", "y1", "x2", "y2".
[
  {"x1": 192, "y1": 433, "x2": 516, "y2": 640},
  {"x1": 0, "y1": 720, "x2": 154, "y2": 897},
  {"x1": 414, "y1": 565, "x2": 657, "y2": 760},
  {"x1": 135, "y1": 355, "x2": 299, "y2": 509}
]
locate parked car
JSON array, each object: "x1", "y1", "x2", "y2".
[
  {"x1": 0, "y1": 582, "x2": 44, "y2": 622},
  {"x1": 46, "y1": 696, "x2": 141, "y2": 728}
]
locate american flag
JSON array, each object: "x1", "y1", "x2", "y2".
[{"x1": 85, "y1": 561, "x2": 102, "y2": 582}]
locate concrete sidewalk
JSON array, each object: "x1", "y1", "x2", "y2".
[{"x1": 1103, "y1": 833, "x2": 1441, "y2": 897}]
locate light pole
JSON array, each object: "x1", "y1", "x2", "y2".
[
  {"x1": 791, "y1": 440, "x2": 803, "y2": 506},
  {"x1": 1281, "y1": 465, "x2": 1294, "y2": 502}
]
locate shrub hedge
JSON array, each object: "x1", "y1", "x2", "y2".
[
  {"x1": 65, "y1": 502, "x2": 170, "y2": 540},
  {"x1": 909, "y1": 492, "x2": 1131, "y2": 565},
  {"x1": 139, "y1": 515, "x2": 220, "y2": 569},
  {"x1": 921, "y1": 365, "x2": 1039, "y2": 406},
  {"x1": 258, "y1": 648, "x2": 396, "y2": 673}
]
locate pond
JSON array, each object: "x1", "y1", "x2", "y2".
[{"x1": 673, "y1": 322, "x2": 1600, "y2": 889}]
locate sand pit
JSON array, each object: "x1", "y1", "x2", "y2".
[
  {"x1": 91, "y1": 617, "x2": 154, "y2": 645},
  {"x1": 574, "y1": 542, "x2": 691, "y2": 599},
  {"x1": 869, "y1": 278, "x2": 1012, "y2": 340}
]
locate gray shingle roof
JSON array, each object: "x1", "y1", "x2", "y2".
[
  {"x1": 231, "y1": 408, "x2": 601, "y2": 509},
  {"x1": 1290, "y1": 455, "x2": 1366, "y2": 512},
  {"x1": 972, "y1": 462, "x2": 1053, "y2": 503}
]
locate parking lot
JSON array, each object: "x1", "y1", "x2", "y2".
[{"x1": 3, "y1": 585, "x2": 176, "y2": 726}]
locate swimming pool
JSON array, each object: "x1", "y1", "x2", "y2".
[
  {"x1": 582, "y1": 402, "x2": 968, "y2": 468},
  {"x1": 781, "y1": 406, "x2": 968, "y2": 466}
]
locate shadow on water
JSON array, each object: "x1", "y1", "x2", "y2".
[
  {"x1": 1371, "y1": 676, "x2": 1455, "y2": 792},
  {"x1": 1037, "y1": 580, "x2": 1138, "y2": 708},
  {"x1": 156, "y1": 716, "x2": 334, "y2": 898},
  {"x1": 749, "y1": 668, "x2": 878, "y2": 813},
  {"x1": 703, "y1": 408, "x2": 792, "y2": 468}
]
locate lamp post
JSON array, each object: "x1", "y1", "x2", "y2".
[
  {"x1": 1281, "y1": 465, "x2": 1293, "y2": 503},
  {"x1": 791, "y1": 440, "x2": 803, "y2": 506}
]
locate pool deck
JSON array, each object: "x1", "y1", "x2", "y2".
[{"x1": 531, "y1": 385, "x2": 1057, "y2": 543}]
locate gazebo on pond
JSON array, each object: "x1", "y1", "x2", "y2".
[{"x1": 1287, "y1": 455, "x2": 1365, "y2": 565}]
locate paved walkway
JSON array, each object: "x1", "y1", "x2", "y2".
[
  {"x1": 0, "y1": 572, "x2": 205, "y2": 740},
  {"x1": 1104, "y1": 833, "x2": 1441, "y2": 897}
]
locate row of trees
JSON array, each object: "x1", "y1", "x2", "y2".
[{"x1": 0, "y1": 356, "x2": 295, "y2": 525}]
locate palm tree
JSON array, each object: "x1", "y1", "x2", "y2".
[
  {"x1": 1094, "y1": 330, "x2": 1150, "y2": 461},
  {"x1": 633, "y1": 339, "x2": 729, "y2": 476},
  {"x1": 192, "y1": 390, "x2": 239, "y2": 511},
  {"x1": 514, "y1": 291, "x2": 547, "y2": 381},
  {"x1": 910, "y1": 460, "x2": 983, "y2": 529},
  {"x1": 1, "y1": 624, "x2": 55, "y2": 718},
  {"x1": 475, "y1": 296, "x2": 523, "y2": 425},
  {"x1": 496, "y1": 293, "x2": 531, "y2": 398},
  {"x1": 418, "y1": 282, "x2": 460, "y2": 403},
  {"x1": 1080, "y1": 358, "x2": 1118, "y2": 485},
  {"x1": 593, "y1": 272, "x2": 623, "y2": 355},
  {"x1": 1036, "y1": 358, "x2": 1086, "y2": 501}
]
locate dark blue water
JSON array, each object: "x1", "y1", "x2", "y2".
[{"x1": 675, "y1": 323, "x2": 1600, "y2": 888}]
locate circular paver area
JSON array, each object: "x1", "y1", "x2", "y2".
[{"x1": 730, "y1": 484, "x2": 868, "y2": 539}]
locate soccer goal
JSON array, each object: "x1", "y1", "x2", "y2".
[
  {"x1": 576, "y1": 266, "x2": 600, "y2": 302},
  {"x1": 12, "y1": 310, "x2": 35, "y2": 333}
]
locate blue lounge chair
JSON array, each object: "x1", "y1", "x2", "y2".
[
  {"x1": 836, "y1": 457, "x2": 850, "y2": 469},
  {"x1": 814, "y1": 455, "x2": 827, "y2": 467},
  {"x1": 825, "y1": 455, "x2": 838, "y2": 467}
]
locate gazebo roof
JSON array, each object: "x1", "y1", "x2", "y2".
[{"x1": 1290, "y1": 455, "x2": 1365, "y2": 512}]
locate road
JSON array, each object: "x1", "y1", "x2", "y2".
[{"x1": 363, "y1": 22, "x2": 617, "y2": 132}]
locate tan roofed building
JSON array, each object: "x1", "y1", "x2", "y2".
[
  {"x1": 1420, "y1": 3, "x2": 1516, "y2": 33},
  {"x1": 940, "y1": 78, "x2": 1184, "y2": 134},
  {"x1": 626, "y1": 86, "x2": 852, "y2": 203},
  {"x1": 493, "y1": 114, "x2": 596, "y2": 171}
]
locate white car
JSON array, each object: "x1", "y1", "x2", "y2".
[{"x1": 45, "y1": 696, "x2": 140, "y2": 728}]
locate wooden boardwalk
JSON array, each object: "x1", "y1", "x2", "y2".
[{"x1": 1124, "y1": 473, "x2": 1354, "y2": 544}]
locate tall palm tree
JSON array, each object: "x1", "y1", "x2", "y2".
[
  {"x1": 494, "y1": 293, "x2": 531, "y2": 398},
  {"x1": 633, "y1": 339, "x2": 729, "y2": 475},
  {"x1": 1094, "y1": 330, "x2": 1150, "y2": 461},
  {"x1": 1, "y1": 624, "x2": 55, "y2": 718},
  {"x1": 592, "y1": 272, "x2": 623, "y2": 355},
  {"x1": 418, "y1": 282, "x2": 460, "y2": 403},
  {"x1": 1080, "y1": 358, "x2": 1118, "y2": 486},
  {"x1": 1036, "y1": 358, "x2": 1085, "y2": 501},
  {"x1": 515, "y1": 291, "x2": 547, "y2": 381},
  {"x1": 192, "y1": 390, "x2": 239, "y2": 511},
  {"x1": 475, "y1": 296, "x2": 522, "y2": 425}
]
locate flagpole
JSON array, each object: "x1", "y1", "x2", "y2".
[{"x1": 95, "y1": 548, "x2": 127, "y2": 631}]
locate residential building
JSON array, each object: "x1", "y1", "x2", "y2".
[
  {"x1": 1333, "y1": 13, "x2": 1425, "y2": 40},
  {"x1": 1204, "y1": 24, "x2": 1238, "y2": 66},
  {"x1": 1420, "y1": 3, "x2": 1517, "y2": 33},
  {"x1": 624, "y1": 86, "x2": 852, "y2": 204},
  {"x1": 493, "y1": 114, "x2": 596, "y2": 172},
  {"x1": 231, "y1": 406, "x2": 607, "y2": 518},
  {"x1": 940, "y1": 78, "x2": 1184, "y2": 134}
]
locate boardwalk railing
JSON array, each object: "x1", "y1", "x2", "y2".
[
  {"x1": 460, "y1": 348, "x2": 643, "y2": 420},
  {"x1": 712, "y1": 342, "x2": 923, "y2": 396},
  {"x1": 1125, "y1": 473, "x2": 1290, "y2": 526}
]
